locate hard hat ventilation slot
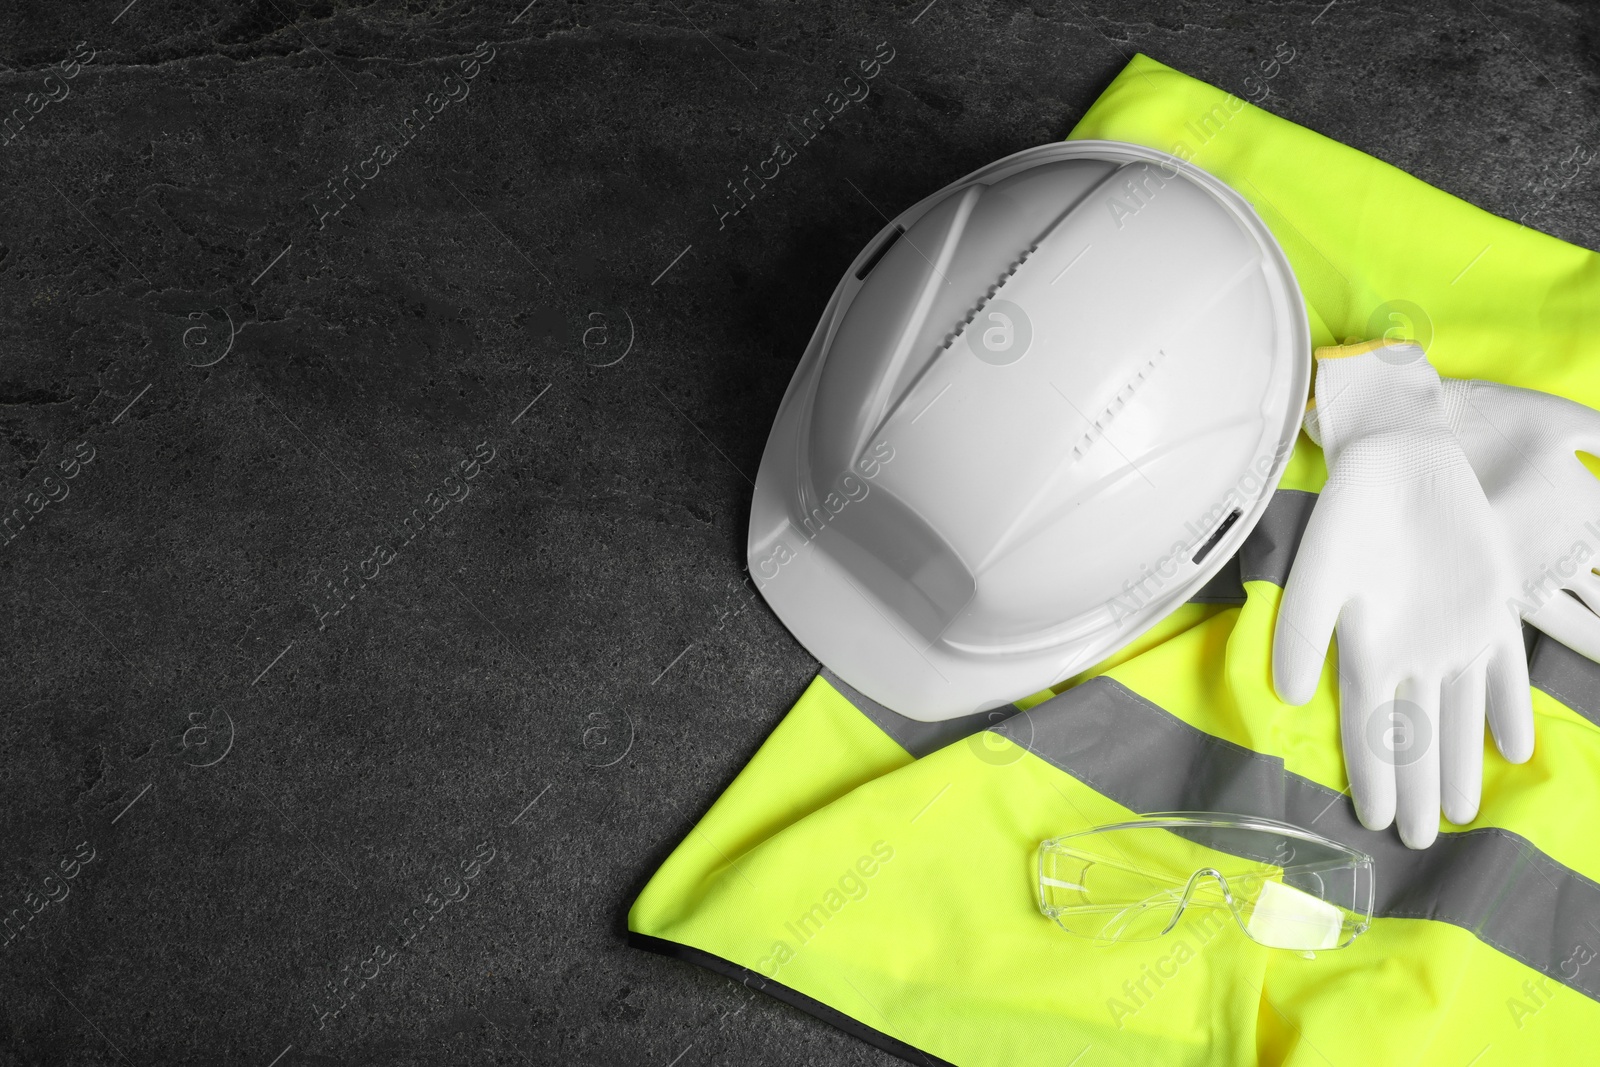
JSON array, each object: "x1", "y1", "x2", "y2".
[
  {"x1": 856, "y1": 225, "x2": 906, "y2": 280},
  {"x1": 1191, "y1": 507, "x2": 1243, "y2": 565},
  {"x1": 1069, "y1": 351, "x2": 1167, "y2": 459},
  {"x1": 940, "y1": 243, "x2": 1040, "y2": 350}
]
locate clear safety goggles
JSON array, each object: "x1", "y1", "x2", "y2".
[{"x1": 1038, "y1": 813, "x2": 1374, "y2": 953}]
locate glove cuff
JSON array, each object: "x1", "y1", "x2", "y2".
[{"x1": 1309, "y1": 341, "x2": 1449, "y2": 460}]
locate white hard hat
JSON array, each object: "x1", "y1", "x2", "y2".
[{"x1": 749, "y1": 141, "x2": 1309, "y2": 721}]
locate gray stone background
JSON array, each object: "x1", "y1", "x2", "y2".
[{"x1": 0, "y1": 1, "x2": 1595, "y2": 1064}]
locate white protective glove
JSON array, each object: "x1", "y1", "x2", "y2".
[
  {"x1": 1276, "y1": 340, "x2": 1532, "y2": 849},
  {"x1": 1438, "y1": 378, "x2": 1600, "y2": 659}
]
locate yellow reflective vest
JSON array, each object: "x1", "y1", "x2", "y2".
[{"x1": 630, "y1": 53, "x2": 1600, "y2": 1066}]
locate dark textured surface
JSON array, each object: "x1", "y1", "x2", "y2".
[{"x1": 0, "y1": 1, "x2": 1596, "y2": 1064}]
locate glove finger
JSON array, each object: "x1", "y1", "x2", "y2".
[
  {"x1": 1274, "y1": 539, "x2": 1346, "y2": 705},
  {"x1": 1439, "y1": 663, "x2": 1487, "y2": 826},
  {"x1": 1303, "y1": 403, "x2": 1324, "y2": 448},
  {"x1": 1393, "y1": 677, "x2": 1442, "y2": 849},
  {"x1": 1341, "y1": 671, "x2": 1398, "y2": 832},
  {"x1": 1486, "y1": 640, "x2": 1535, "y2": 765},
  {"x1": 1527, "y1": 592, "x2": 1600, "y2": 663}
]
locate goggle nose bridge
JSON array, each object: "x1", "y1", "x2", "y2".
[{"x1": 1163, "y1": 866, "x2": 1240, "y2": 934}]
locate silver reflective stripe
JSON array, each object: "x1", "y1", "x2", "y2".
[
  {"x1": 1530, "y1": 631, "x2": 1600, "y2": 728},
  {"x1": 1185, "y1": 488, "x2": 1317, "y2": 602},
  {"x1": 1237, "y1": 487, "x2": 1318, "y2": 587},
  {"x1": 820, "y1": 667, "x2": 1020, "y2": 759},
  {"x1": 1187, "y1": 554, "x2": 1245, "y2": 604},
  {"x1": 992, "y1": 677, "x2": 1600, "y2": 1004}
]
